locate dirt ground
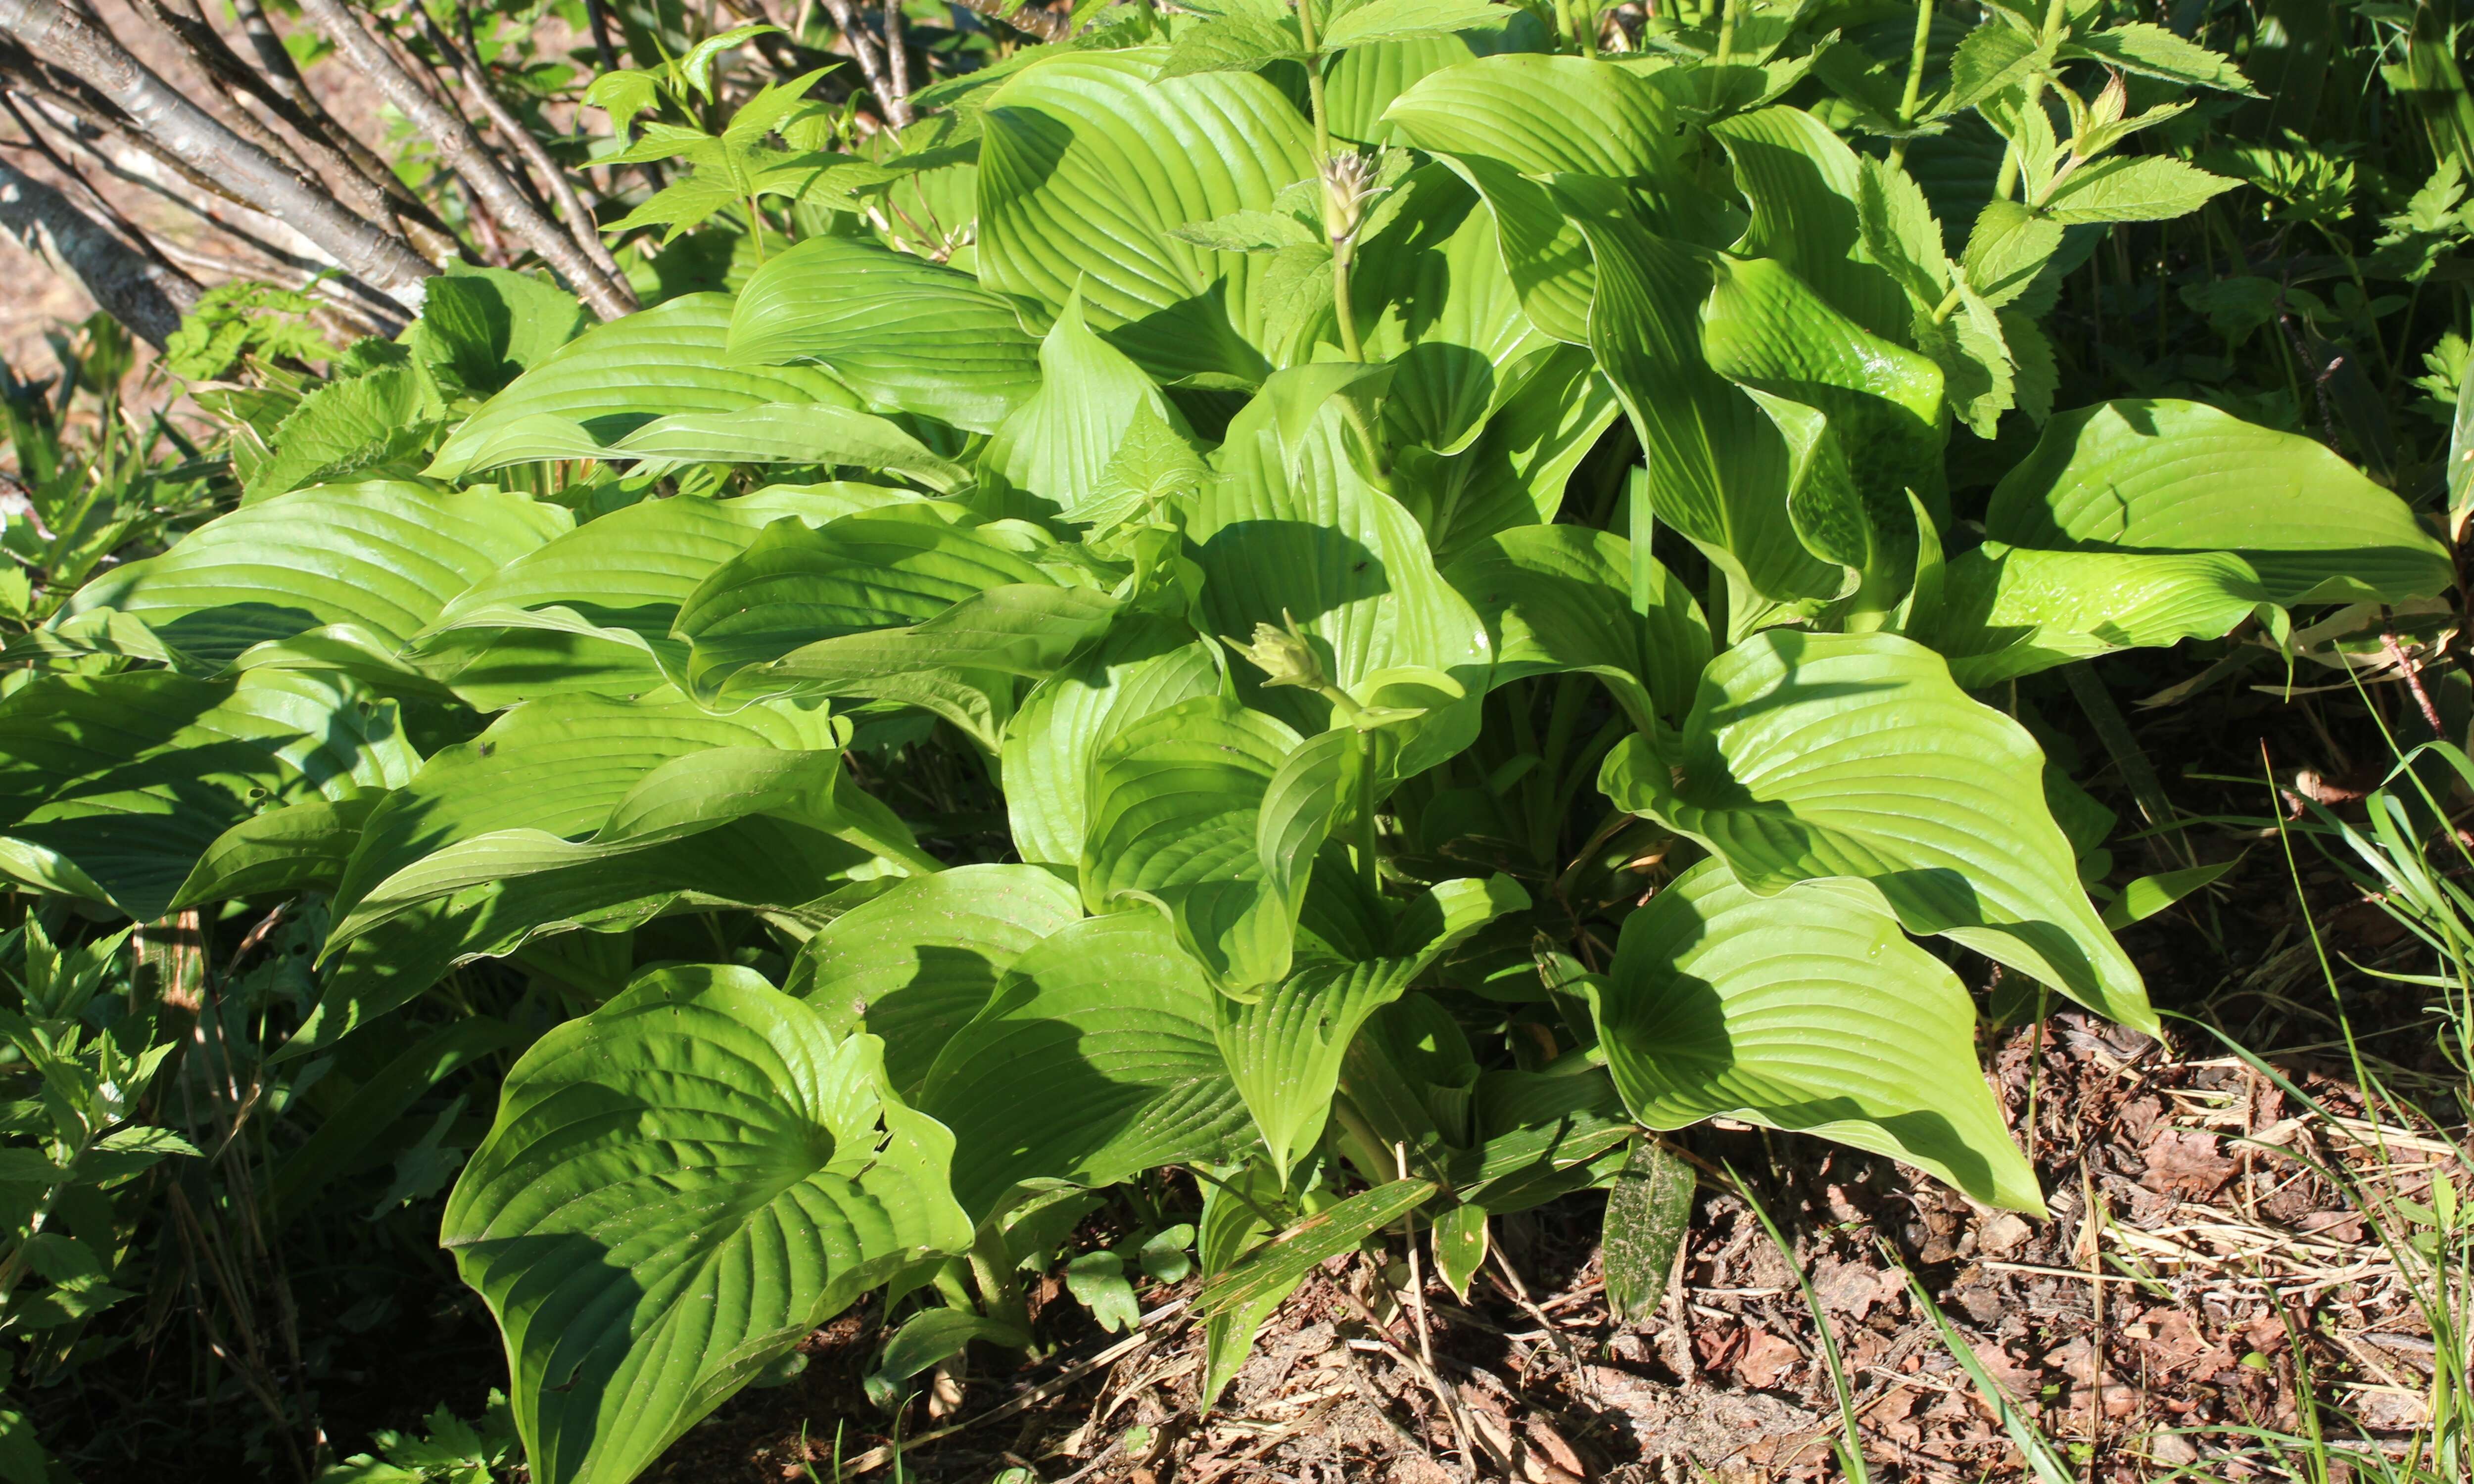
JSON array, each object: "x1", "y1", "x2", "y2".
[{"x1": 605, "y1": 872, "x2": 2467, "y2": 1484}]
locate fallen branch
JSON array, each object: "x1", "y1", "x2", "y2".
[{"x1": 0, "y1": 0, "x2": 435, "y2": 307}]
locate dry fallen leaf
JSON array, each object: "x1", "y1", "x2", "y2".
[{"x1": 2140, "y1": 1128, "x2": 2237, "y2": 1198}]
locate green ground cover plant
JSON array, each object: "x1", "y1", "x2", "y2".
[{"x1": 1, "y1": 1, "x2": 2471, "y2": 1480}]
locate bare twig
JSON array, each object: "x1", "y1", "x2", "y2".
[
  {"x1": 0, "y1": 0, "x2": 435, "y2": 306},
  {"x1": 2382, "y1": 630, "x2": 2448, "y2": 738},
  {"x1": 879, "y1": 0, "x2": 913, "y2": 126},
  {"x1": 223, "y1": 0, "x2": 453, "y2": 257},
  {"x1": 291, "y1": 0, "x2": 632, "y2": 319},
  {"x1": 952, "y1": 0, "x2": 1064, "y2": 41},
  {"x1": 435, "y1": 9, "x2": 631, "y2": 295},
  {"x1": 815, "y1": 0, "x2": 897, "y2": 121},
  {"x1": 0, "y1": 157, "x2": 195, "y2": 345},
  {"x1": 835, "y1": 1298, "x2": 1192, "y2": 1474}
]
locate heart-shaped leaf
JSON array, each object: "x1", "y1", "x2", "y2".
[{"x1": 442, "y1": 965, "x2": 970, "y2": 1484}]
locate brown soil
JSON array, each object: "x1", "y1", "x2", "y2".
[{"x1": 627, "y1": 882, "x2": 2466, "y2": 1484}]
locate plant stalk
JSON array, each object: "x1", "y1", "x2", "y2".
[{"x1": 1887, "y1": 0, "x2": 1933, "y2": 169}]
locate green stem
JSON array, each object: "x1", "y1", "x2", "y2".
[
  {"x1": 1994, "y1": 0, "x2": 2071, "y2": 200},
  {"x1": 1296, "y1": 0, "x2": 1332, "y2": 159},
  {"x1": 1712, "y1": 0, "x2": 1739, "y2": 64},
  {"x1": 1885, "y1": 0, "x2": 1933, "y2": 170},
  {"x1": 1294, "y1": 0, "x2": 1362, "y2": 360},
  {"x1": 1354, "y1": 729, "x2": 1380, "y2": 899},
  {"x1": 1332, "y1": 237, "x2": 1364, "y2": 361},
  {"x1": 967, "y1": 1218, "x2": 1030, "y2": 1341}
]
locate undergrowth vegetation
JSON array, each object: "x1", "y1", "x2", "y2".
[{"x1": 1, "y1": 1, "x2": 2472, "y2": 1481}]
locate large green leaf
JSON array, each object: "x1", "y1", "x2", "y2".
[
  {"x1": 1382, "y1": 53, "x2": 1682, "y2": 346},
  {"x1": 727, "y1": 234, "x2": 1041, "y2": 433},
  {"x1": 1707, "y1": 106, "x2": 1911, "y2": 342},
  {"x1": 1351, "y1": 167, "x2": 1553, "y2": 455},
  {"x1": 1562, "y1": 185, "x2": 1844, "y2": 609},
  {"x1": 1380, "y1": 53, "x2": 1680, "y2": 180},
  {"x1": 1928, "y1": 545, "x2": 2275, "y2": 687},
  {"x1": 1443, "y1": 524, "x2": 1709, "y2": 731},
  {"x1": 917, "y1": 911, "x2": 1253, "y2": 1217},
  {"x1": 1080, "y1": 695, "x2": 1301, "y2": 979},
  {"x1": 1589, "y1": 859, "x2": 2041, "y2": 1212},
  {"x1": 442, "y1": 965, "x2": 970, "y2": 1484},
  {"x1": 1598, "y1": 630, "x2": 2153, "y2": 1032},
  {"x1": 1983, "y1": 399, "x2": 2453, "y2": 605},
  {"x1": 978, "y1": 289, "x2": 1189, "y2": 524},
  {"x1": 428, "y1": 295, "x2": 862, "y2": 478},
  {"x1": 1699, "y1": 253, "x2": 1946, "y2": 534},
  {"x1": 598, "y1": 404, "x2": 971, "y2": 490},
  {"x1": 1216, "y1": 875, "x2": 1524, "y2": 1180},
  {"x1": 1926, "y1": 400, "x2": 2455, "y2": 682},
  {"x1": 1001, "y1": 619, "x2": 1228, "y2": 871},
  {"x1": 1189, "y1": 391, "x2": 1492, "y2": 775},
  {"x1": 414, "y1": 487, "x2": 914, "y2": 709},
  {"x1": 0, "y1": 670, "x2": 415, "y2": 920},
  {"x1": 673, "y1": 504, "x2": 1083, "y2": 743},
  {"x1": 52, "y1": 482, "x2": 569, "y2": 670},
  {"x1": 785, "y1": 865, "x2": 1084, "y2": 1093},
  {"x1": 308, "y1": 691, "x2": 917, "y2": 1048},
  {"x1": 1322, "y1": 19, "x2": 1545, "y2": 147},
  {"x1": 976, "y1": 52, "x2": 1317, "y2": 383},
  {"x1": 1388, "y1": 342, "x2": 1619, "y2": 563}
]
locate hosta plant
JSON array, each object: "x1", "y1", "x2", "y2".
[{"x1": 4, "y1": 3, "x2": 2457, "y2": 1481}]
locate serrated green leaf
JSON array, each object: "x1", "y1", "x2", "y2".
[
  {"x1": 409, "y1": 265, "x2": 591, "y2": 398},
  {"x1": 2064, "y1": 22, "x2": 2257, "y2": 95},
  {"x1": 245, "y1": 365, "x2": 442, "y2": 502},
  {"x1": 1159, "y1": 5, "x2": 1302, "y2": 76},
  {"x1": 441, "y1": 965, "x2": 969, "y2": 1484},
  {"x1": 1589, "y1": 857, "x2": 2044, "y2": 1212},
  {"x1": 1943, "y1": 24, "x2": 2051, "y2": 115},
  {"x1": 1856, "y1": 155, "x2": 1954, "y2": 307},
  {"x1": 1961, "y1": 198, "x2": 2065, "y2": 308},
  {"x1": 1599, "y1": 631, "x2": 2152, "y2": 1031},
  {"x1": 2041, "y1": 154, "x2": 2236, "y2": 225}
]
